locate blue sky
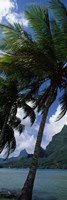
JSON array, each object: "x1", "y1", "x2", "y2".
[{"x1": 0, "y1": 0, "x2": 67, "y2": 157}]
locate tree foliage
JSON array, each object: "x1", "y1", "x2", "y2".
[{"x1": 0, "y1": 0, "x2": 67, "y2": 160}]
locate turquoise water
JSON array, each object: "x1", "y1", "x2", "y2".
[{"x1": 0, "y1": 168, "x2": 67, "y2": 200}]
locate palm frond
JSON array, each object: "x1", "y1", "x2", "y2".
[
  {"x1": 0, "y1": 22, "x2": 32, "y2": 53},
  {"x1": 0, "y1": 124, "x2": 16, "y2": 158},
  {"x1": 56, "y1": 91, "x2": 67, "y2": 121},
  {"x1": 3, "y1": 136, "x2": 16, "y2": 159},
  {"x1": 9, "y1": 116, "x2": 21, "y2": 129},
  {"x1": 0, "y1": 21, "x2": 56, "y2": 80},
  {"x1": 62, "y1": 65, "x2": 67, "y2": 80},
  {"x1": 8, "y1": 104, "x2": 17, "y2": 126},
  {"x1": 23, "y1": 103, "x2": 35, "y2": 125},
  {"x1": 35, "y1": 86, "x2": 51, "y2": 112},
  {"x1": 17, "y1": 124, "x2": 25, "y2": 134},
  {"x1": 50, "y1": 19, "x2": 67, "y2": 62},
  {"x1": 23, "y1": 80, "x2": 43, "y2": 102},
  {"x1": 25, "y1": 6, "x2": 56, "y2": 64},
  {"x1": 49, "y1": 0, "x2": 67, "y2": 32}
]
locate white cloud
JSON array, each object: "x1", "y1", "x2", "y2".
[
  {"x1": 12, "y1": 105, "x2": 67, "y2": 156},
  {"x1": 0, "y1": 0, "x2": 28, "y2": 27},
  {"x1": 10, "y1": 107, "x2": 37, "y2": 157},
  {"x1": 6, "y1": 12, "x2": 29, "y2": 27},
  {"x1": 0, "y1": 105, "x2": 67, "y2": 158},
  {"x1": 14, "y1": 130, "x2": 36, "y2": 156},
  {"x1": 0, "y1": 0, "x2": 17, "y2": 22},
  {"x1": 43, "y1": 105, "x2": 67, "y2": 145}
]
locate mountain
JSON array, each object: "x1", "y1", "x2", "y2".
[
  {"x1": 46, "y1": 125, "x2": 67, "y2": 156},
  {"x1": 0, "y1": 125, "x2": 67, "y2": 169},
  {"x1": 0, "y1": 149, "x2": 28, "y2": 166},
  {"x1": 0, "y1": 147, "x2": 46, "y2": 167},
  {"x1": 17, "y1": 149, "x2": 28, "y2": 160},
  {"x1": 40, "y1": 147, "x2": 47, "y2": 158},
  {"x1": 28, "y1": 147, "x2": 47, "y2": 158},
  {"x1": 38, "y1": 125, "x2": 67, "y2": 169}
]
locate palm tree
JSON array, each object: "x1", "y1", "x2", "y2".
[
  {"x1": 0, "y1": 1, "x2": 67, "y2": 199},
  {"x1": 0, "y1": 22, "x2": 38, "y2": 158},
  {"x1": 0, "y1": 21, "x2": 48, "y2": 159},
  {"x1": 0, "y1": 77, "x2": 35, "y2": 158},
  {"x1": 0, "y1": 23, "x2": 36, "y2": 83},
  {"x1": 16, "y1": 1, "x2": 67, "y2": 200}
]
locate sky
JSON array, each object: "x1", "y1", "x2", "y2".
[{"x1": 0, "y1": 0, "x2": 67, "y2": 158}]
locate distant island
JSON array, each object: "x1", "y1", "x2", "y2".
[{"x1": 0, "y1": 125, "x2": 67, "y2": 169}]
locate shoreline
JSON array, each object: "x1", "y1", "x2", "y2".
[{"x1": 0, "y1": 192, "x2": 17, "y2": 199}]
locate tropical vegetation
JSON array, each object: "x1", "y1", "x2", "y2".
[
  {"x1": 0, "y1": 76, "x2": 36, "y2": 158},
  {"x1": 17, "y1": 1, "x2": 67, "y2": 199},
  {"x1": 0, "y1": 125, "x2": 67, "y2": 170},
  {"x1": 0, "y1": 0, "x2": 67, "y2": 200},
  {"x1": 0, "y1": 23, "x2": 37, "y2": 158}
]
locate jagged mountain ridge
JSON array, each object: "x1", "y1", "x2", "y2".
[
  {"x1": 0, "y1": 149, "x2": 28, "y2": 163},
  {"x1": 0, "y1": 147, "x2": 46, "y2": 164}
]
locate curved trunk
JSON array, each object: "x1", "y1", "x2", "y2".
[
  {"x1": 18, "y1": 85, "x2": 55, "y2": 200},
  {"x1": 0, "y1": 108, "x2": 11, "y2": 144}
]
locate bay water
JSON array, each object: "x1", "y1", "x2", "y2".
[{"x1": 0, "y1": 168, "x2": 67, "y2": 200}]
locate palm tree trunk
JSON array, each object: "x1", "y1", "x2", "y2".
[
  {"x1": 18, "y1": 85, "x2": 55, "y2": 200},
  {"x1": 0, "y1": 108, "x2": 11, "y2": 143}
]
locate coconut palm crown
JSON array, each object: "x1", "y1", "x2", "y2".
[{"x1": 20, "y1": 0, "x2": 67, "y2": 119}]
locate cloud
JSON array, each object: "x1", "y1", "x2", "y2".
[
  {"x1": 0, "y1": 0, "x2": 17, "y2": 22},
  {"x1": 0, "y1": 0, "x2": 28, "y2": 27},
  {"x1": 10, "y1": 107, "x2": 37, "y2": 157},
  {"x1": 13, "y1": 130, "x2": 36, "y2": 156},
  {"x1": 43, "y1": 105, "x2": 67, "y2": 145},
  {"x1": 11, "y1": 105, "x2": 67, "y2": 156},
  {"x1": 0, "y1": 105, "x2": 67, "y2": 158},
  {"x1": 6, "y1": 12, "x2": 29, "y2": 27}
]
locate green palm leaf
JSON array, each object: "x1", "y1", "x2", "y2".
[
  {"x1": 0, "y1": 124, "x2": 16, "y2": 158},
  {"x1": 48, "y1": 0, "x2": 67, "y2": 32},
  {"x1": 25, "y1": 6, "x2": 56, "y2": 65},
  {"x1": 23, "y1": 102, "x2": 35, "y2": 125},
  {"x1": 17, "y1": 124, "x2": 25, "y2": 134},
  {"x1": 56, "y1": 91, "x2": 67, "y2": 121},
  {"x1": 50, "y1": 19, "x2": 67, "y2": 62}
]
